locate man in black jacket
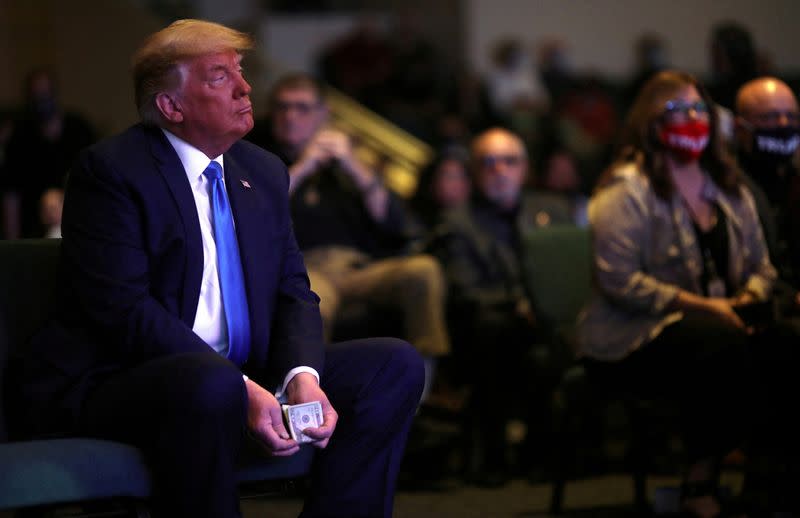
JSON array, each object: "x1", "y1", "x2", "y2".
[
  {"x1": 735, "y1": 77, "x2": 800, "y2": 287},
  {"x1": 427, "y1": 127, "x2": 572, "y2": 486},
  {"x1": 250, "y1": 73, "x2": 450, "y2": 399}
]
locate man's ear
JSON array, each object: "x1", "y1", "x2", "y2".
[{"x1": 155, "y1": 92, "x2": 184, "y2": 124}]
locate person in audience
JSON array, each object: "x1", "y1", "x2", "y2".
[
  {"x1": 316, "y1": 15, "x2": 393, "y2": 111},
  {"x1": 734, "y1": 77, "x2": 800, "y2": 288},
  {"x1": 482, "y1": 38, "x2": 550, "y2": 158},
  {"x1": 427, "y1": 127, "x2": 572, "y2": 487},
  {"x1": 485, "y1": 38, "x2": 550, "y2": 122},
  {"x1": 578, "y1": 69, "x2": 800, "y2": 517},
  {"x1": 708, "y1": 22, "x2": 759, "y2": 111},
  {"x1": 537, "y1": 146, "x2": 589, "y2": 227},
  {"x1": 409, "y1": 144, "x2": 472, "y2": 233},
  {"x1": 626, "y1": 33, "x2": 670, "y2": 110},
  {"x1": 382, "y1": 6, "x2": 446, "y2": 143},
  {"x1": 733, "y1": 76, "x2": 800, "y2": 513},
  {"x1": 6, "y1": 19, "x2": 424, "y2": 518},
  {"x1": 249, "y1": 73, "x2": 450, "y2": 400},
  {"x1": 2, "y1": 68, "x2": 95, "y2": 238},
  {"x1": 536, "y1": 37, "x2": 574, "y2": 105}
]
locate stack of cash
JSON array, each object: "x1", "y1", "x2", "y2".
[{"x1": 281, "y1": 401, "x2": 323, "y2": 444}]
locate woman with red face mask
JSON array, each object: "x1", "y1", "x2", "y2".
[{"x1": 576, "y1": 71, "x2": 785, "y2": 518}]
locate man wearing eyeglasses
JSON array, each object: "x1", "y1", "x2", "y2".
[
  {"x1": 735, "y1": 77, "x2": 800, "y2": 287},
  {"x1": 426, "y1": 127, "x2": 572, "y2": 487},
  {"x1": 248, "y1": 73, "x2": 450, "y2": 401}
]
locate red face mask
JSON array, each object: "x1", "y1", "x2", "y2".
[{"x1": 659, "y1": 119, "x2": 710, "y2": 162}]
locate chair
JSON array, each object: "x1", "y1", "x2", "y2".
[
  {"x1": 0, "y1": 239, "x2": 313, "y2": 517},
  {"x1": 520, "y1": 225, "x2": 669, "y2": 515},
  {"x1": 521, "y1": 224, "x2": 592, "y2": 340}
]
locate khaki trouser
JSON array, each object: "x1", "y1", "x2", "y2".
[{"x1": 304, "y1": 246, "x2": 451, "y2": 357}]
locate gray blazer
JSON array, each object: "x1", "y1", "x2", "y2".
[{"x1": 576, "y1": 163, "x2": 776, "y2": 361}]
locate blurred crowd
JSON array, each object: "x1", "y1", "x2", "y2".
[{"x1": 2, "y1": 15, "x2": 800, "y2": 517}]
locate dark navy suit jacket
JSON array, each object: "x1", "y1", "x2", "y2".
[{"x1": 11, "y1": 124, "x2": 325, "y2": 436}]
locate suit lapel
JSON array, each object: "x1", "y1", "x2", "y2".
[{"x1": 146, "y1": 128, "x2": 204, "y2": 326}]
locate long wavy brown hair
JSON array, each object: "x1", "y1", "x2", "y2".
[{"x1": 597, "y1": 70, "x2": 740, "y2": 199}]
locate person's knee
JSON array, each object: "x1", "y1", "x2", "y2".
[
  {"x1": 318, "y1": 291, "x2": 340, "y2": 326},
  {"x1": 375, "y1": 337, "x2": 426, "y2": 397},
  {"x1": 396, "y1": 254, "x2": 445, "y2": 297},
  {"x1": 308, "y1": 269, "x2": 340, "y2": 324}
]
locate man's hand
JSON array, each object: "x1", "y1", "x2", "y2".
[
  {"x1": 286, "y1": 372, "x2": 338, "y2": 449},
  {"x1": 313, "y1": 129, "x2": 355, "y2": 173},
  {"x1": 314, "y1": 129, "x2": 379, "y2": 189},
  {"x1": 244, "y1": 378, "x2": 300, "y2": 457},
  {"x1": 289, "y1": 128, "x2": 373, "y2": 190},
  {"x1": 291, "y1": 131, "x2": 337, "y2": 181}
]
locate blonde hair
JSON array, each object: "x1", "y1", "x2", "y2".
[{"x1": 132, "y1": 19, "x2": 254, "y2": 125}]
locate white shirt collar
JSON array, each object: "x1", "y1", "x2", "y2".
[{"x1": 162, "y1": 129, "x2": 224, "y2": 183}]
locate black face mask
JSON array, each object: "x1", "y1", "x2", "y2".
[{"x1": 749, "y1": 125, "x2": 800, "y2": 168}]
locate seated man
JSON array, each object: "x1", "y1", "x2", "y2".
[
  {"x1": 6, "y1": 19, "x2": 424, "y2": 518},
  {"x1": 2, "y1": 67, "x2": 95, "y2": 238},
  {"x1": 427, "y1": 127, "x2": 573, "y2": 486},
  {"x1": 734, "y1": 77, "x2": 800, "y2": 288},
  {"x1": 734, "y1": 76, "x2": 800, "y2": 512},
  {"x1": 249, "y1": 73, "x2": 450, "y2": 398}
]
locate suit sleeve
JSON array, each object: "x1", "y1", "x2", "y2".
[
  {"x1": 60, "y1": 149, "x2": 211, "y2": 362},
  {"x1": 266, "y1": 221, "x2": 325, "y2": 380},
  {"x1": 263, "y1": 163, "x2": 325, "y2": 383}
]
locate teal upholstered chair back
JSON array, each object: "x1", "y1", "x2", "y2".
[
  {"x1": 520, "y1": 225, "x2": 592, "y2": 330},
  {"x1": 0, "y1": 239, "x2": 61, "y2": 442}
]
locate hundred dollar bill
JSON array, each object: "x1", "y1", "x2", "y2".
[{"x1": 282, "y1": 401, "x2": 323, "y2": 444}]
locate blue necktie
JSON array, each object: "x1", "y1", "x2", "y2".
[{"x1": 203, "y1": 161, "x2": 251, "y2": 366}]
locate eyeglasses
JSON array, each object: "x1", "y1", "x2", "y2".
[
  {"x1": 478, "y1": 154, "x2": 525, "y2": 168},
  {"x1": 662, "y1": 100, "x2": 710, "y2": 119},
  {"x1": 747, "y1": 110, "x2": 800, "y2": 127},
  {"x1": 273, "y1": 101, "x2": 319, "y2": 115}
]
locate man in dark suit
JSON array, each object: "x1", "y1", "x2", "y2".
[
  {"x1": 6, "y1": 19, "x2": 424, "y2": 518},
  {"x1": 426, "y1": 127, "x2": 572, "y2": 487}
]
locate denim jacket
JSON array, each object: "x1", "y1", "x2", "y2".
[{"x1": 576, "y1": 163, "x2": 776, "y2": 361}]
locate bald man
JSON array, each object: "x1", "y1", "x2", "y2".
[
  {"x1": 426, "y1": 127, "x2": 572, "y2": 487},
  {"x1": 735, "y1": 77, "x2": 800, "y2": 286},
  {"x1": 735, "y1": 78, "x2": 800, "y2": 515}
]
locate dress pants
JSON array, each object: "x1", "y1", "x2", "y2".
[
  {"x1": 80, "y1": 338, "x2": 424, "y2": 518},
  {"x1": 304, "y1": 247, "x2": 450, "y2": 357}
]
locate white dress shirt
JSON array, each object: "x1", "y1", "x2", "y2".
[{"x1": 163, "y1": 130, "x2": 319, "y2": 398}]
